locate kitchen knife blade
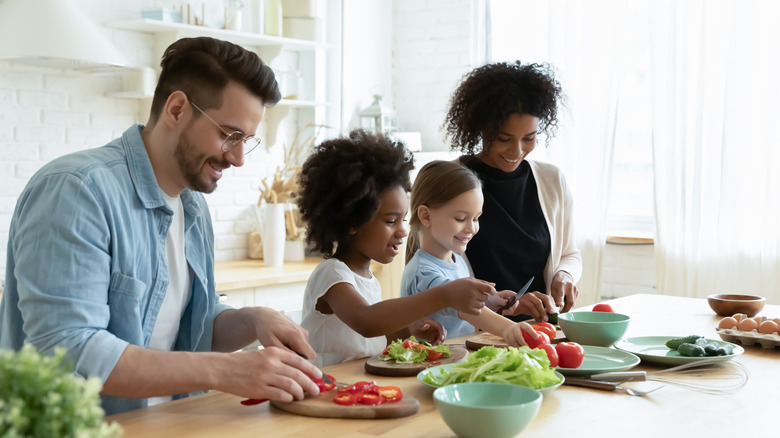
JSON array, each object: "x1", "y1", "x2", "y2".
[{"x1": 496, "y1": 276, "x2": 535, "y2": 315}]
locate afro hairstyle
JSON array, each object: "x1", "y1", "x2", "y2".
[
  {"x1": 443, "y1": 61, "x2": 564, "y2": 155},
  {"x1": 297, "y1": 129, "x2": 415, "y2": 258}
]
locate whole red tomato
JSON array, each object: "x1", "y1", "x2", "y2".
[
  {"x1": 538, "y1": 343, "x2": 559, "y2": 367},
  {"x1": 556, "y1": 342, "x2": 585, "y2": 368},
  {"x1": 592, "y1": 303, "x2": 614, "y2": 312},
  {"x1": 522, "y1": 330, "x2": 550, "y2": 349}
]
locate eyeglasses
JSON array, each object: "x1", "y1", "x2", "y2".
[{"x1": 189, "y1": 101, "x2": 262, "y2": 155}]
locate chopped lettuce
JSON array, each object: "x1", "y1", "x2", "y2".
[
  {"x1": 422, "y1": 345, "x2": 562, "y2": 390},
  {"x1": 380, "y1": 337, "x2": 451, "y2": 364}
]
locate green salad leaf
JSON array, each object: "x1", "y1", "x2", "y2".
[
  {"x1": 380, "y1": 336, "x2": 451, "y2": 364},
  {"x1": 422, "y1": 345, "x2": 562, "y2": 390},
  {"x1": 0, "y1": 344, "x2": 122, "y2": 437}
]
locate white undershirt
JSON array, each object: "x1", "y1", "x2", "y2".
[{"x1": 148, "y1": 192, "x2": 193, "y2": 406}]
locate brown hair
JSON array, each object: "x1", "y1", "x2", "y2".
[
  {"x1": 405, "y1": 160, "x2": 482, "y2": 263},
  {"x1": 148, "y1": 36, "x2": 281, "y2": 124}
]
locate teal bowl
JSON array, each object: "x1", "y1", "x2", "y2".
[
  {"x1": 433, "y1": 383, "x2": 542, "y2": 438},
  {"x1": 558, "y1": 311, "x2": 630, "y2": 347}
]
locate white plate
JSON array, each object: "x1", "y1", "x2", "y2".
[
  {"x1": 614, "y1": 336, "x2": 743, "y2": 366},
  {"x1": 417, "y1": 363, "x2": 564, "y2": 394},
  {"x1": 556, "y1": 345, "x2": 640, "y2": 376}
]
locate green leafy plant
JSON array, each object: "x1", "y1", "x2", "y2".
[{"x1": 0, "y1": 345, "x2": 122, "y2": 437}]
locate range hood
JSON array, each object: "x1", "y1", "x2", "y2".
[{"x1": 0, "y1": 0, "x2": 127, "y2": 71}]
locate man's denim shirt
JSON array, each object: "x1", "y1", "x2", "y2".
[{"x1": 0, "y1": 124, "x2": 231, "y2": 415}]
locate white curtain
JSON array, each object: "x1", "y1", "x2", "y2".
[
  {"x1": 650, "y1": 0, "x2": 780, "y2": 303},
  {"x1": 491, "y1": 0, "x2": 628, "y2": 305}
]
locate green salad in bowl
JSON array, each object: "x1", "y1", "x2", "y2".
[{"x1": 419, "y1": 346, "x2": 563, "y2": 392}]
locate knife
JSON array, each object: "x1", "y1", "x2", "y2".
[
  {"x1": 291, "y1": 347, "x2": 333, "y2": 385},
  {"x1": 241, "y1": 350, "x2": 332, "y2": 406},
  {"x1": 496, "y1": 276, "x2": 534, "y2": 315}
]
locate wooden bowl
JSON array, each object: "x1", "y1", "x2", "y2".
[{"x1": 707, "y1": 294, "x2": 765, "y2": 317}]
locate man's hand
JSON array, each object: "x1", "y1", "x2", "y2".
[
  {"x1": 248, "y1": 307, "x2": 317, "y2": 360},
  {"x1": 216, "y1": 346, "x2": 321, "y2": 402},
  {"x1": 551, "y1": 270, "x2": 578, "y2": 313},
  {"x1": 409, "y1": 318, "x2": 446, "y2": 345}
]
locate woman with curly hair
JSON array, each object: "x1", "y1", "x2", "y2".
[
  {"x1": 297, "y1": 130, "x2": 497, "y2": 366},
  {"x1": 443, "y1": 61, "x2": 582, "y2": 323}
]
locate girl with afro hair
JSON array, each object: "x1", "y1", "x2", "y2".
[
  {"x1": 297, "y1": 130, "x2": 497, "y2": 367},
  {"x1": 444, "y1": 61, "x2": 582, "y2": 323}
]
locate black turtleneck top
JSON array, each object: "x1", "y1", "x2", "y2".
[{"x1": 462, "y1": 157, "x2": 551, "y2": 322}]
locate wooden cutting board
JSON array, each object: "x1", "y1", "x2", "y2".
[
  {"x1": 270, "y1": 385, "x2": 419, "y2": 419},
  {"x1": 364, "y1": 346, "x2": 468, "y2": 377},
  {"x1": 465, "y1": 327, "x2": 567, "y2": 350}
]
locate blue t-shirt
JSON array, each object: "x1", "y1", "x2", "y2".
[{"x1": 401, "y1": 249, "x2": 476, "y2": 338}]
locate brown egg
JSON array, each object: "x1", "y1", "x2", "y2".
[
  {"x1": 758, "y1": 320, "x2": 779, "y2": 335},
  {"x1": 737, "y1": 317, "x2": 759, "y2": 332},
  {"x1": 732, "y1": 313, "x2": 747, "y2": 322},
  {"x1": 753, "y1": 316, "x2": 766, "y2": 323},
  {"x1": 773, "y1": 318, "x2": 780, "y2": 326},
  {"x1": 718, "y1": 317, "x2": 739, "y2": 329}
]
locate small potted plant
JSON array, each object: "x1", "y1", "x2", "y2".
[
  {"x1": 250, "y1": 124, "x2": 332, "y2": 264},
  {"x1": 0, "y1": 345, "x2": 122, "y2": 437}
]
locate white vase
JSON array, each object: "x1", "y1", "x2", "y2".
[{"x1": 261, "y1": 203, "x2": 286, "y2": 267}]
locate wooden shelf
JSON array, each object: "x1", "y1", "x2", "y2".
[{"x1": 108, "y1": 19, "x2": 331, "y2": 51}]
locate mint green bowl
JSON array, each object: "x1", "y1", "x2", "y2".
[
  {"x1": 558, "y1": 311, "x2": 630, "y2": 347},
  {"x1": 433, "y1": 383, "x2": 542, "y2": 438}
]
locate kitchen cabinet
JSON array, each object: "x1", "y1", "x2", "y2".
[{"x1": 214, "y1": 258, "x2": 323, "y2": 323}]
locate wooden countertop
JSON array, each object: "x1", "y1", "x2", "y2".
[
  {"x1": 214, "y1": 258, "x2": 322, "y2": 292},
  {"x1": 107, "y1": 294, "x2": 779, "y2": 435}
]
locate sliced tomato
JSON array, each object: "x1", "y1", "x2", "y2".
[
  {"x1": 382, "y1": 345, "x2": 391, "y2": 355},
  {"x1": 358, "y1": 393, "x2": 384, "y2": 405},
  {"x1": 333, "y1": 392, "x2": 358, "y2": 406},
  {"x1": 376, "y1": 386, "x2": 403, "y2": 403},
  {"x1": 535, "y1": 322, "x2": 557, "y2": 340},
  {"x1": 402, "y1": 339, "x2": 426, "y2": 352},
  {"x1": 426, "y1": 349, "x2": 443, "y2": 361},
  {"x1": 338, "y1": 381, "x2": 377, "y2": 395}
]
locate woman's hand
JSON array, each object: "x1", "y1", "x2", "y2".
[
  {"x1": 409, "y1": 318, "x2": 446, "y2": 345},
  {"x1": 551, "y1": 270, "x2": 578, "y2": 312},
  {"x1": 512, "y1": 292, "x2": 556, "y2": 322}
]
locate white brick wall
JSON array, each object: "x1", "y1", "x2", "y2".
[
  {"x1": 393, "y1": 0, "x2": 485, "y2": 151},
  {"x1": 0, "y1": 1, "x2": 289, "y2": 279}
]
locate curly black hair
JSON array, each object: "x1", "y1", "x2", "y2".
[
  {"x1": 443, "y1": 61, "x2": 564, "y2": 155},
  {"x1": 297, "y1": 129, "x2": 415, "y2": 259}
]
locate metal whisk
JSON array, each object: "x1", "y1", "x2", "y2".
[{"x1": 591, "y1": 359, "x2": 749, "y2": 395}]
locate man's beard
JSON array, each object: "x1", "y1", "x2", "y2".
[{"x1": 173, "y1": 135, "x2": 228, "y2": 194}]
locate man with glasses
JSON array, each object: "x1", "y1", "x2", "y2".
[{"x1": 0, "y1": 37, "x2": 322, "y2": 415}]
